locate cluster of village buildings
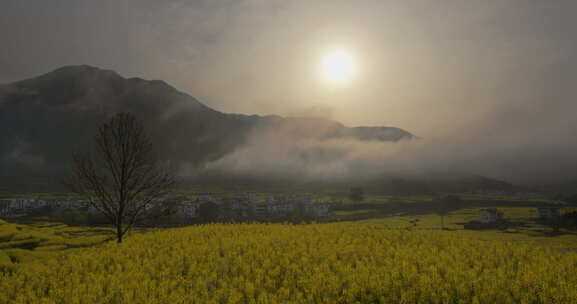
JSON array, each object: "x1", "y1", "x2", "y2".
[
  {"x1": 0, "y1": 198, "x2": 88, "y2": 216},
  {"x1": 0, "y1": 194, "x2": 332, "y2": 222},
  {"x1": 0, "y1": 194, "x2": 564, "y2": 226},
  {"x1": 175, "y1": 194, "x2": 331, "y2": 222}
]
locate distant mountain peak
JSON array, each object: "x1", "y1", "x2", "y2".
[
  {"x1": 38, "y1": 65, "x2": 123, "y2": 81},
  {"x1": 52, "y1": 64, "x2": 115, "y2": 73},
  {"x1": 24, "y1": 65, "x2": 173, "y2": 93},
  {"x1": 3, "y1": 64, "x2": 206, "y2": 111}
]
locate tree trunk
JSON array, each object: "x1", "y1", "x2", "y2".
[{"x1": 116, "y1": 221, "x2": 123, "y2": 243}]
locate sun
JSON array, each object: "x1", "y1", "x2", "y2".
[{"x1": 321, "y1": 51, "x2": 355, "y2": 84}]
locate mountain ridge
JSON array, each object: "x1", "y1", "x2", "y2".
[{"x1": 0, "y1": 65, "x2": 415, "y2": 189}]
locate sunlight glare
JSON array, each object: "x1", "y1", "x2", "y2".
[{"x1": 321, "y1": 51, "x2": 355, "y2": 84}]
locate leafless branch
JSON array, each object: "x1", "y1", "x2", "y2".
[{"x1": 64, "y1": 112, "x2": 176, "y2": 243}]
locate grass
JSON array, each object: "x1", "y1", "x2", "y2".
[
  {"x1": 2, "y1": 205, "x2": 576, "y2": 268},
  {"x1": 0, "y1": 219, "x2": 114, "y2": 269},
  {"x1": 366, "y1": 207, "x2": 577, "y2": 251}
]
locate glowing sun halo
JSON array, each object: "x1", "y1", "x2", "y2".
[{"x1": 321, "y1": 51, "x2": 355, "y2": 83}]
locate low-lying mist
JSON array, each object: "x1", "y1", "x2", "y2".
[{"x1": 201, "y1": 98, "x2": 577, "y2": 186}]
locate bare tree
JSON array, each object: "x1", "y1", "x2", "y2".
[
  {"x1": 435, "y1": 195, "x2": 462, "y2": 230},
  {"x1": 349, "y1": 187, "x2": 364, "y2": 202},
  {"x1": 65, "y1": 113, "x2": 175, "y2": 243}
]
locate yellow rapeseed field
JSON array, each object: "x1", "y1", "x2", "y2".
[{"x1": 1, "y1": 222, "x2": 576, "y2": 303}]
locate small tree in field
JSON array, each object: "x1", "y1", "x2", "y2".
[
  {"x1": 435, "y1": 195, "x2": 461, "y2": 230},
  {"x1": 349, "y1": 187, "x2": 364, "y2": 202},
  {"x1": 65, "y1": 113, "x2": 175, "y2": 243}
]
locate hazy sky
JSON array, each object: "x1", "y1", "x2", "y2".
[{"x1": 1, "y1": 0, "x2": 577, "y2": 138}]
